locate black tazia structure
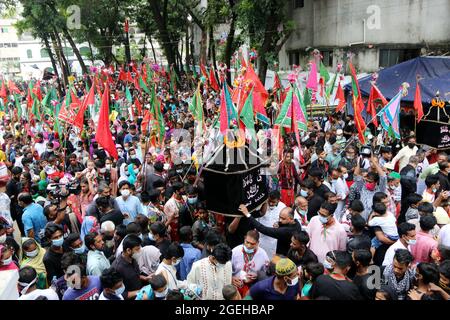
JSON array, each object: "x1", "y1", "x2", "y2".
[{"x1": 203, "y1": 130, "x2": 269, "y2": 217}]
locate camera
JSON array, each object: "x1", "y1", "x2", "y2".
[
  {"x1": 360, "y1": 145, "x2": 372, "y2": 157},
  {"x1": 47, "y1": 181, "x2": 81, "y2": 205}
]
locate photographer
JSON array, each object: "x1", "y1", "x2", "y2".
[{"x1": 47, "y1": 185, "x2": 81, "y2": 236}]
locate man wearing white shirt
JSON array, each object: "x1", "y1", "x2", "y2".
[
  {"x1": 438, "y1": 223, "x2": 450, "y2": 248},
  {"x1": 17, "y1": 266, "x2": 59, "y2": 300},
  {"x1": 293, "y1": 196, "x2": 309, "y2": 229},
  {"x1": 33, "y1": 133, "x2": 47, "y2": 157},
  {"x1": 256, "y1": 191, "x2": 286, "y2": 259},
  {"x1": 389, "y1": 136, "x2": 418, "y2": 172},
  {"x1": 382, "y1": 222, "x2": 416, "y2": 267}
]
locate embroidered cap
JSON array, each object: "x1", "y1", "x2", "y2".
[{"x1": 275, "y1": 258, "x2": 296, "y2": 276}]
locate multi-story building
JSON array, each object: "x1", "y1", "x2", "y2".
[
  {"x1": 280, "y1": 0, "x2": 450, "y2": 72},
  {"x1": 0, "y1": 19, "x2": 21, "y2": 77}
]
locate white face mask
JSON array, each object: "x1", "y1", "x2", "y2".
[
  {"x1": 121, "y1": 189, "x2": 130, "y2": 197},
  {"x1": 287, "y1": 276, "x2": 299, "y2": 287},
  {"x1": 132, "y1": 249, "x2": 141, "y2": 260},
  {"x1": 105, "y1": 164, "x2": 112, "y2": 170},
  {"x1": 343, "y1": 173, "x2": 349, "y2": 180},
  {"x1": 25, "y1": 248, "x2": 39, "y2": 258},
  {"x1": 154, "y1": 287, "x2": 168, "y2": 298},
  {"x1": 0, "y1": 234, "x2": 6, "y2": 244},
  {"x1": 130, "y1": 155, "x2": 136, "y2": 159},
  {"x1": 2, "y1": 256, "x2": 12, "y2": 265}
]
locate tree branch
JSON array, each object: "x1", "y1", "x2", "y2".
[{"x1": 275, "y1": 29, "x2": 293, "y2": 53}]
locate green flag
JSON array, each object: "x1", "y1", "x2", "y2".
[
  {"x1": 326, "y1": 72, "x2": 338, "y2": 98},
  {"x1": 150, "y1": 85, "x2": 164, "y2": 140},
  {"x1": 42, "y1": 87, "x2": 57, "y2": 115},
  {"x1": 14, "y1": 94, "x2": 21, "y2": 118},
  {"x1": 125, "y1": 86, "x2": 133, "y2": 104},
  {"x1": 139, "y1": 76, "x2": 151, "y2": 95},
  {"x1": 188, "y1": 85, "x2": 203, "y2": 123},
  {"x1": 31, "y1": 99, "x2": 40, "y2": 120},
  {"x1": 240, "y1": 89, "x2": 256, "y2": 142},
  {"x1": 303, "y1": 88, "x2": 311, "y2": 108},
  {"x1": 319, "y1": 61, "x2": 330, "y2": 83}
]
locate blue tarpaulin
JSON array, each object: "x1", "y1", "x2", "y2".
[{"x1": 344, "y1": 56, "x2": 450, "y2": 103}]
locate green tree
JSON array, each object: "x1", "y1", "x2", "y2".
[{"x1": 237, "y1": 0, "x2": 294, "y2": 84}]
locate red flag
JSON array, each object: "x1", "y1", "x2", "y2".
[
  {"x1": 7, "y1": 80, "x2": 21, "y2": 94},
  {"x1": 200, "y1": 63, "x2": 208, "y2": 79},
  {"x1": 367, "y1": 84, "x2": 387, "y2": 127},
  {"x1": 32, "y1": 81, "x2": 43, "y2": 101},
  {"x1": 272, "y1": 72, "x2": 282, "y2": 93},
  {"x1": 141, "y1": 109, "x2": 152, "y2": 135},
  {"x1": 240, "y1": 55, "x2": 247, "y2": 69},
  {"x1": 95, "y1": 85, "x2": 118, "y2": 160},
  {"x1": 124, "y1": 19, "x2": 129, "y2": 33},
  {"x1": 209, "y1": 68, "x2": 220, "y2": 91},
  {"x1": 0, "y1": 81, "x2": 6, "y2": 98},
  {"x1": 118, "y1": 68, "x2": 127, "y2": 82},
  {"x1": 335, "y1": 81, "x2": 346, "y2": 113},
  {"x1": 291, "y1": 91, "x2": 301, "y2": 148},
  {"x1": 58, "y1": 98, "x2": 75, "y2": 124},
  {"x1": 70, "y1": 90, "x2": 81, "y2": 109},
  {"x1": 126, "y1": 70, "x2": 133, "y2": 83},
  {"x1": 219, "y1": 86, "x2": 229, "y2": 134},
  {"x1": 353, "y1": 96, "x2": 366, "y2": 144},
  {"x1": 73, "y1": 84, "x2": 95, "y2": 130},
  {"x1": 134, "y1": 98, "x2": 142, "y2": 116},
  {"x1": 26, "y1": 88, "x2": 33, "y2": 109},
  {"x1": 253, "y1": 91, "x2": 268, "y2": 118},
  {"x1": 243, "y1": 63, "x2": 269, "y2": 103},
  {"x1": 414, "y1": 82, "x2": 424, "y2": 123}
]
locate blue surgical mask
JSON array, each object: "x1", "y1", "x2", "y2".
[
  {"x1": 187, "y1": 197, "x2": 198, "y2": 205},
  {"x1": 407, "y1": 239, "x2": 417, "y2": 246},
  {"x1": 115, "y1": 284, "x2": 125, "y2": 296},
  {"x1": 298, "y1": 209, "x2": 307, "y2": 216},
  {"x1": 243, "y1": 246, "x2": 255, "y2": 254},
  {"x1": 148, "y1": 233, "x2": 155, "y2": 241},
  {"x1": 319, "y1": 215, "x2": 329, "y2": 224},
  {"x1": 73, "y1": 245, "x2": 86, "y2": 255},
  {"x1": 432, "y1": 188, "x2": 437, "y2": 193},
  {"x1": 323, "y1": 260, "x2": 333, "y2": 270},
  {"x1": 52, "y1": 237, "x2": 64, "y2": 247},
  {"x1": 300, "y1": 189, "x2": 308, "y2": 197}
]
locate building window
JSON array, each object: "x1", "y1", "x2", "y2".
[
  {"x1": 379, "y1": 49, "x2": 420, "y2": 68},
  {"x1": 63, "y1": 47, "x2": 74, "y2": 57},
  {"x1": 0, "y1": 27, "x2": 8, "y2": 33},
  {"x1": 293, "y1": 0, "x2": 304, "y2": 9},
  {"x1": 26, "y1": 49, "x2": 33, "y2": 59},
  {"x1": 288, "y1": 51, "x2": 300, "y2": 67},
  {"x1": 79, "y1": 47, "x2": 90, "y2": 57},
  {"x1": 322, "y1": 50, "x2": 333, "y2": 67},
  {"x1": 40, "y1": 48, "x2": 50, "y2": 58},
  {"x1": 12, "y1": 43, "x2": 17, "y2": 47}
]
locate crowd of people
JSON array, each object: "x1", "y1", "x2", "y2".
[{"x1": 0, "y1": 67, "x2": 450, "y2": 301}]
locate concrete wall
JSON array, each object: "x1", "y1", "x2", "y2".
[{"x1": 281, "y1": 0, "x2": 450, "y2": 72}]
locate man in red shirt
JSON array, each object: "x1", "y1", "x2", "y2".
[{"x1": 278, "y1": 150, "x2": 300, "y2": 207}]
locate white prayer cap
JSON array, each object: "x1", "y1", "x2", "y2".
[{"x1": 101, "y1": 221, "x2": 115, "y2": 233}]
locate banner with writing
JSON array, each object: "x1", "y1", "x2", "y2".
[
  {"x1": 416, "y1": 120, "x2": 450, "y2": 150},
  {"x1": 204, "y1": 166, "x2": 268, "y2": 217}
]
